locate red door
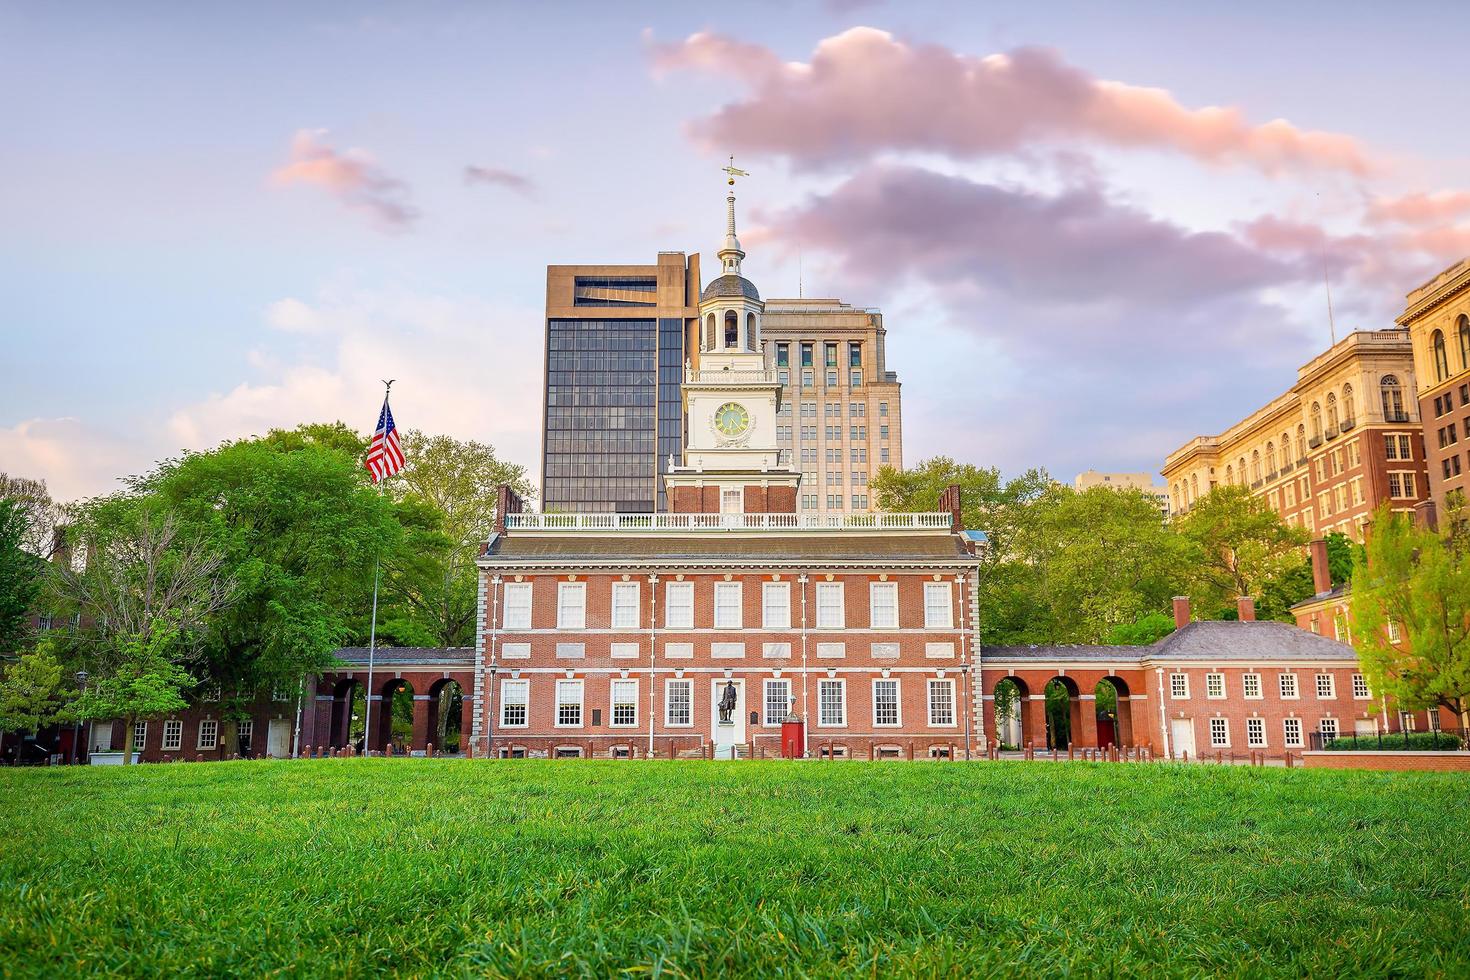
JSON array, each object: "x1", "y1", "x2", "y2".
[{"x1": 1096, "y1": 717, "x2": 1116, "y2": 748}]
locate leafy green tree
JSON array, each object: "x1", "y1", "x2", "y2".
[
  {"x1": 135, "y1": 428, "x2": 401, "y2": 718},
  {"x1": 0, "y1": 645, "x2": 66, "y2": 739},
  {"x1": 0, "y1": 473, "x2": 66, "y2": 559},
  {"x1": 1012, "y1": 485, "x2": 1193, "y2": 643},
  {"x1": 1175, "y1": 484, "x2": 1308, "y2": 617},
  {"x1": 1102, "y1": 613, "x2": 1177, "y2": 646},
  {"x1": 382, "y1": 431, "x2": 534, "y2": 646},
  {"x1": 0, "y1": 498, "x2": 44, "y2": 655},
  {"x1": 1350, "y1": 500, "x2": 1470, "y2": 727},
  {"x1": 1257, "y1": 531, "x2": 1363, "y2": 621},
  {"x1": 70, "y1": 625, "x2": 193, "y2": 762}
]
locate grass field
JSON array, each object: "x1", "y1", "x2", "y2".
[{"x1": 1, "y1": 760, "x2": 1467, "y2": 978}]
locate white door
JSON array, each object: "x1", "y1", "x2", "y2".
[
  {"x1": 267, "y1": 719, "x2": 291, "y2": 758},
  {"x1": 1170, "y1": 719, "x2": 1196, "y2": 758},
  {"x1": 89, "y1": 722, "x2": 114, "y2": 751},
  {"x1": 710, "y1": 679, "x2": 746, "y2": 759}
]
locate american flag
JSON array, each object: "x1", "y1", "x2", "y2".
[{"x1": 365, "y1": 395, "x2": 405, "y2": 483}]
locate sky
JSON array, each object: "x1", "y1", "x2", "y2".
[{"x1": 5, "y1": 1, "x2": 1470, "y2": 502}]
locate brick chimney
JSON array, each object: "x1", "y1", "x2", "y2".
[
  {"x1": 1172, "y1": 596, "x2": 1191, "y2": 630},
  {"x1": 938, "y1": 484, "x2": 963, "y2": 533},
  {"x1": 1309, "y1": 538, "x2": 1331, "y2": 595},
  {"x1": 493, "y1": 485, "x2": 524, "y2": 535},
  {"x1": 1236, "y1": 596, "x2": 1256, "y2": 622}
]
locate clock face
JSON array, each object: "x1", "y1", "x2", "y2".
[{"x1": 713, "y1": 402, "x2": 751, "y2": 437}]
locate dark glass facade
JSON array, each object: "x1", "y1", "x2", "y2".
[{"x1": 544, "y1": 318, "x2": 684, "y2": 513}]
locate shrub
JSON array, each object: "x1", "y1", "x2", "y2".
[{"x1": 1324, "y1": 731, "x2": 1464, "y2": 751}]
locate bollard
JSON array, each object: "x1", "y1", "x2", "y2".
[
  {"x1": 1181, "y1": 750, "x2": 1188, "y2": 762},
  {"x1": 1285, "y1": 751, "x2": 1294, "y2": 768},
  {"x1": 1068, "y1": 743, "x2": 1075, "y2": 762},
  {"x1": 427, "y1": 743, "x2": 435, "y2": 758}
]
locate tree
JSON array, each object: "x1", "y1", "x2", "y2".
[
  {"x1": 135, "y1": 427, "x2": 401, "y2": 732},
  {"x1": 1350, "y1": 500, "x2": 1470, "y2": 727},
  {"x1": 0, "y1": 473, "x2": 66, "y2": 559},
  {"x1": 1257, "y1": 531, "x2": 1362, "y2": 621},
  {"x1": 1011, "y1": 485, "x2": 1193, "y2": 644},
  {"x1": 383, "y1": 431, "x2": 534, "y2": 646},
  {"x1": 0, "y1": 645, "x2": 66, "y2": 740},
  {"x1": 53, "y1": 502, "x2": 234, "y2": 763},
  {"x1": 1102, "y1": 613, "x2": 1177, "y2": 646},
  {"x1": 0, "y1": 498, "x2": 44, "y2": 654},
  {"x1": 70, "y1": 625, "x2": 193, "y2": 761},
  {"x1": 1175, "y1": 484, "x2": 1308, "y2": 617}
]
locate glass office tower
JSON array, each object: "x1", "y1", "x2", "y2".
[{"x1": 541, "y1": 255, "x2": 698, "y2": 513}]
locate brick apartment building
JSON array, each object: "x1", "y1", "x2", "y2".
[
  {"x1": 1163, "y1": 329, "x2": 1430, "y2": 538},
  {"x1": 1396, "y1": 257, "x2": 1470, "y2": 520}
]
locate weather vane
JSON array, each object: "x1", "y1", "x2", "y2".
[{"x1": 722, "y1": 156, "x2": 749, "y2": 186}]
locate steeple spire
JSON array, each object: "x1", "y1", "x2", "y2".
[{"x1": 719, "y1": 157, "x2": 749, "y2": 276}]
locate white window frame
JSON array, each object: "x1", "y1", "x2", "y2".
[
  {"x1": 611, "y1": 582, "x2": 640, "y2": 630},
  {"x1": 664, "y1": 582, "x2": 694, "y2": 630},
  {"x1": 1246, "y1": 717, "x2": 1266, "y2": 748},
  {"x1": 869, "y1": 582, "x2": 898, "y2": 629},
  {"x1": 272, "y1": 683, "x2": 291, "y2": 702},
  {"x1": 1386, "y1": 619, "x2": 1402, "y2": 644},
  {"x1": 872, "y1": 678, "x2": 902, "y2": 727},
  {"x1": 1209, "y1": 717, "x2": 1230, "y2": 748},
  {"x1": 815, "y1": 582, "x2": 845, "y2": 629},
  {"x1": 500, "y1": 642, "x2": 530, "y2": 660},
  {"x1": 132, "y1": 720, "x2": 147, "y2": 749},
  {"x1": 763, "y1": 679, "x2": 792, "y2": 726},
  {"x1": 1315, "y1": 673, "x2": 1336, "y2": 699},
  {"x1": 1319, "y1": 717, "x2": 1339, "y2": 743},
  {"x1": 1351, "y1": 673, "x2": 1370, "y2": 699},
  {"x1": 1242, "y1": 673, "x2": 1262, "y2": 700},
  {"x1": 500, "y1": 679, "x2": 529, "y2": 728},
  {"x1": 762, "y1": 582, "x2": 791, "y2": 629},
  {"x1": 197, "y1": 719, "x2": 218, "y2": 750},
  {"x1": 503, "y1": 582, "x2": 533, "y2": 630},
  {"x1": 817, "y1": 678, "x2": 847, "y2": 727},
  {"x1": 1205, "y1": 673, "x2": 1225, "y2": 699},
  {"x1": 923, "y1": 582, "x2": 954, "y2": 629},
  {"x1": 928, "y1": 678, "x2": 956, "y2": 727},
  {"x1": 1279, "y1": 673, "x2": 1299, "y2": 699},
  {"x1": 714, "y1": 582, "x2": 743, "y2": 629},
  {"x1": 555, "y1": 679, "x2": 584, "y2": 728},
  {"x1": 1169, "y1": 673, "x2": 1189, "y2": 699},
  {"x1": 664, "y1": 679, "x2": 693, "y2": 727},
  {"x1": 237, "y1": 720, "x2": 253, "y2": 749},
  {"x1": 557, "y1": 582, "x2": 586, "y2": 630},
  {"x1": 1283, "y1": 717, "x2": 1303, "y2": 748},
  {"x1": 610, "y1": 679, "x2": 639, "y2": 728},
  {"x1": 162, "y1": 719, "x2": 183, "y2": 751}
]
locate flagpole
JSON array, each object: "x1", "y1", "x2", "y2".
[{"x1": 362, "y1": 379, "x2": 394, "y2": 756}]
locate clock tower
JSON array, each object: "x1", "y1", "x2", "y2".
[{"x1": 663, "y1": 166, "x2": 801, "y2": 515}]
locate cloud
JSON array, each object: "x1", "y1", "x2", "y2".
[
  {"x1": 463, "y1": 165, "x2": 536, "y2": 197},
  {"x1": 652, "y1": 27, "x2": 1376, "y2": 175},
  {"x1": 757, "y1": 164, "x2": 1329, "y2": 477},
  {"x1": 0, "y1": 417, "x2": 142, "y2": 502},
  {"x1": 270, "y1": 129, "x2": 419, "y2": 230},
  {"x1": 1367, "y1": 190, "x2": 1470, "y2": 225}
]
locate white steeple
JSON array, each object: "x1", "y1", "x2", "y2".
[{"x1": 719, "y1": 157, "x2": 748, "y2": 276}]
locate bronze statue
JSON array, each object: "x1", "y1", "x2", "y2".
[{"x1": 717, "y1": 680, "x2": 737, "y2": 724}]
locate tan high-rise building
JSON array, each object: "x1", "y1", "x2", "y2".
[
  {"x1": 759, "y1": 298, "x2": 904, "y2": 514},
  {"x1": 1074, "y1": 471, "x2": 1170, "y2": 516},
  {"x1": 1162, "y1": 329, "x2": 1430, "y2": 539},
  {"x1": 1395, "y1": 257, "x2": 1470, "y2": 520}
]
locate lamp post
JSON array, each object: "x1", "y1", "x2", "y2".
[{"x1": 71, "y1": 670, "x2": 88, "y2": 765}]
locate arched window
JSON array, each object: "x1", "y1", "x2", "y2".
[
  {"x1": 724, "y1": 310, "x2": 739, "y2": 349},
  {"x1": 1341, "y1": 384, "x2": 1355, "y2": 426},
  {"x1": 1191, "y1": 474, "x2": 1199, "y2": 500},
  {"x1": 1173, "y1": 483, "x2": 1181, "y2": 509},
  {"x1": 1310, "y1": 402, "x2": 1322, "y2": 441},
  {"x1": 1225, "y1": 464, "x2": 1234, "y2": 485},
  {"x1": 1237, "y1": 457, "x2": 1247, "y2": 484},
  {"x1": 1381, "y1": 375, "x2": 1403, "y2": 420},
  {"x1": 1251, "y1": 450, "x2": 1261, "y2": 483},
  {"x1": 1432, "y1": 329, "x2": 1449, "y2": 381},
  {"x1": 746, "y1": 312, "x2": 757, "y2": 351},
  {"x1": 1460, "y1": 314, "x2": 1470, "y2": 370},
  {"x1": 1296, "y1": 424, "x2": 1306, "y2": 458},
  {"x1": 1282, "y1": 431, "x2": 1293, "y2": 462},
  {"x1": 1326, "y1": 392, "x2": 1338, "y2": 433},
  {"x1": 1266, "y1": 442, "x2": 1276, "y2": 474},
  {"x1": 705, "y1": 313, "x2": 716, "y2": 350}
]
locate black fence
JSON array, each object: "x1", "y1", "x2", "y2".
[{"x1": 1308, "y1": 728, "x2": 1466, "y2": 752}]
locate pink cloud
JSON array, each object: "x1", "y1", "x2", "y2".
[
  {"x1": 1367, "y1": 190, "x2": 1470, "y2": 225},
  {"x1": 652, "y1": 27, "x2": 1376, "y2": 176},
  {"x1": 270, "y1": 129, "x2": 418, "y2": 230}
]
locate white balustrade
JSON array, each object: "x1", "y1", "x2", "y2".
[{"x1": 503, "y1": 512, "x2": 952, "y2": 532}]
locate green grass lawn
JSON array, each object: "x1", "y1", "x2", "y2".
[{"x1": 1, "y1": 760, "x2": 1467, "y2": 978}]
